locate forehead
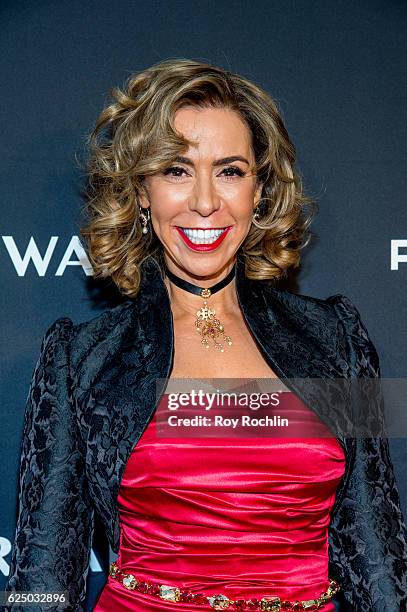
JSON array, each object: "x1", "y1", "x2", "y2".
[{"x1": 173, "y1": 106, "x2": 253, "y2": 155}]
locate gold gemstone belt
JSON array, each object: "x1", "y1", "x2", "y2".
[{"x1": 109, "y1": 561, "x2": 340, "y2": 610}]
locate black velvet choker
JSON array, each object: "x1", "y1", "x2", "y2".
[
  {"x1": 164, "y1": 263, "x2": 236, "y2": 352},
  {"x1": 164, "y1": 264, "x2": 236, "y2": 297}
]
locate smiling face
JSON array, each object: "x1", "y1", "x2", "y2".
[{"x1": 140, "y1": 105, "x2": 262, "y2": 282}]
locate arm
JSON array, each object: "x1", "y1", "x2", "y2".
[
  {"x1": 327, "y1": 294, "x2": 407, "y2": 611},
  {"x1": 4, "y1": 318, "x2": 94, "y2": 611}
]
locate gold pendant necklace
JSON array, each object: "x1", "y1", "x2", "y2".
[
  {"x1": 165, "y1": 265, "x2": 236, "y2": 352},
  {"x1": 195, "y1": 287, "x2": 233, "y2": 352}
]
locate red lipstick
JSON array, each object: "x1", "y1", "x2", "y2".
[{"x1": 175, "y1": 226, "x2": 232, "y2": 252}]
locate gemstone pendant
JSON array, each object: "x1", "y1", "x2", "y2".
[{"x1": 195, "y1": 299, "x2": 232, "y2": 351}]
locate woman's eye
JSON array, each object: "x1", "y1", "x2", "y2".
[
  {"x1": 162, "y1": 166, "x2": 187, "y2": 179},
  {"x1": 162, "y1": 165, "x2": 245, "y2": 181},
  {"x1": 221, "y1": 166, "x2": 245, "y2": 179}
]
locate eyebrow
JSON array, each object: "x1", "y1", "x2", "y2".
[{"x1": 174, "y1": 155, "x2": 250, "y2": 167}]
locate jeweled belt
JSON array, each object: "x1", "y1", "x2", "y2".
[{"x1": 109, "y1": 561, "x2": 340, "y2": 610}]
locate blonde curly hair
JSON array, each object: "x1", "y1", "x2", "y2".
[{"x1": 80, "y1": 58, "x2": 317, "y2": 298}]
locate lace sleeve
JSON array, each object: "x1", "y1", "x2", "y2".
[
  {"x1": 327, "y1": 294, "x2": 407, "y2": 611},
  {"x1": 4, "y1": 318, "x2": 94, "y2": 612}
]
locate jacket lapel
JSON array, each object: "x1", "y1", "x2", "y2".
[
  {"x1": 82, "y1": 253, "x2": 352, "y2": 553},
  {"x1": 234, "y1": 254, "x2": 352, "y2": 437}
]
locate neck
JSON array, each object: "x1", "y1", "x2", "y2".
[{"x1": 163, "y1": 259, "x2": 240, "y2": 318}]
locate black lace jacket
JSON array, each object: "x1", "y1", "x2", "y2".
[{"x1": 4, "y1": 254, "x2": 407, "y2": 611}]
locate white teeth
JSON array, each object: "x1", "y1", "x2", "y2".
[{"x1": 180, "y1": 227, "x2": 227, "y2": 244}]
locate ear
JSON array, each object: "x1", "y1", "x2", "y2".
[{"x1": 138, "y1": 181, "x2": 151, "y2": 209}]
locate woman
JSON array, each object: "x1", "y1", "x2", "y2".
[{"x1": 4, "y1": 59, "x2": 407, "y2": 612}]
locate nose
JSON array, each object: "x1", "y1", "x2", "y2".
[{"x1": 188, "y1": 170, "x2": 221, "y2": 216}]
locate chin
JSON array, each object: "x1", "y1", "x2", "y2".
[{"x1": 176, "y1": 256, "x2": 236, "y2": 279}]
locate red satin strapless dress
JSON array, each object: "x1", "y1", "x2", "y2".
[{"x1": 93, "y1": 389, "x2": 345, "y2": 611}]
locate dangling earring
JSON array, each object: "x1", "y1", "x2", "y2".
[
  {"x1": 252, "y1": 205, "x2": 261, "y2": 223},
  {"x1": 252, "y1": 199, "x2": 267, "y2": 226},
  {"x1": 139, "y1": 205, "x2": 151, "y2": 234}
]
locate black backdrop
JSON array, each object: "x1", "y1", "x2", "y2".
[{"x1": 1, "y1": 1, "x2": 406, "y2": 609}]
